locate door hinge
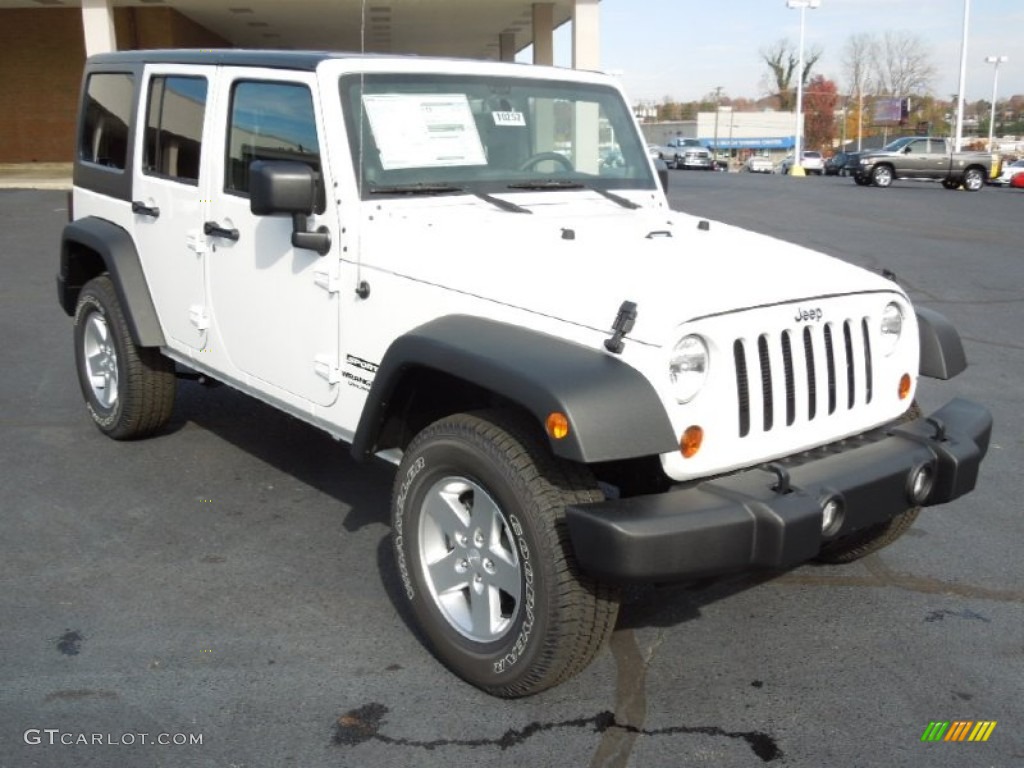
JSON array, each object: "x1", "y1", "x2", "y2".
[
  {"x1": 313, "y1": 355, "x2": 341, "y2": 384},
  {"x1": 188, "y1": 306, "x2": 210, "y2": 331},
  {"x1": 313, "y1": 264, "x2": 341, "y2": 294},
  {"x1": 187, "y1": 230, "x2": 208, "y2": 255}
]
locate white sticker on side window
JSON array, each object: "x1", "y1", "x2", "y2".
[{"x1": 492, "y1": 111, "x2": 526, "y2": 127}]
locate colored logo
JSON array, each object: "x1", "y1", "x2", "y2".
[{"x1": 921, "y1": 721, "x2": 997, "y2": 742}]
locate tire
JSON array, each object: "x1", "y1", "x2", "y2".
[
  {"x1": 942, "y1": 178, "x2": 959, "y2": 190},
  {"x1": 871, "y1": 164, "x2": 893, "y2": 188},
  {"x1": 391, "y1": 410, "x2": 619, "y2": 697},
  {"x1": 73, "y1": 275, "x2": 176, "y2": 439},
  {"x1": 815, "y1": 403, "x2": 923, "y2": 564},
  {"x1": 962, "y1": 167, "x2": 985, "y2": 192},
  {"x1": 853, "y1": 175, "x2": 870, "y2": 186}
]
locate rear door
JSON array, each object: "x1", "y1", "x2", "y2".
[
  {"x1": 131, "y1": 66, "x2": 216, "y2": 351},
  {"x1": 204, "y1": 70, "x2": 341, "y2": 407}
]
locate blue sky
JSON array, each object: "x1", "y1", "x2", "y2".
[{"x1": 527, "y1": 0, "x2": 1023, "y2": 105}]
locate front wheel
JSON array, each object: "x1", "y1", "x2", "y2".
[
  {"x1": 942, "y1": 178, "x2": 959, "y2": 190},
  {"x1": 392, "y1": 411, "x2": 619, "y2": 697},
  {"x1": 871, "y1": 165, "x2": 893, "y2": 187},
  {"x1": 73, "y1": 275, "x2": 176, "y2": 439}
]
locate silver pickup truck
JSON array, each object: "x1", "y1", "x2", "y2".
[
  {"x1": 852, "y1": 136, "x2": 994, "y2": 191},
  {"x1": 657, "y1": 137, "x2": 714, "y2": 170}
]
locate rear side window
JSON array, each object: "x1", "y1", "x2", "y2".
[
  {"x1": 79, "y1": 73, "x2": 134, "y2": 170},
  {"x1": 226, "y1": 81, "x2": 320, "y2": 196},
  {"x1": 144, "y1": 76, "x2": 208, "y2": 184}
]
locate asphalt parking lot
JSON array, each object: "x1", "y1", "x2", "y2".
[{"x1": 1, "y1": 175, "x2": 1021, "y2": 768}]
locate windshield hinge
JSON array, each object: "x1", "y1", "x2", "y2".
[
  {"x1": 313, "y1": 265, "x2": 341, "y2": 294},
  {"x1": 313, "y1": 355, "x2": 341, "y2": 384}
]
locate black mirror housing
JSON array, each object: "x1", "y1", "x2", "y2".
[
  {"x1": 249, "y1": 160, "x2": 317, "y2": 216},
  {"x1": 654, "y1": 158, "x2": 669, "y2": 192}
]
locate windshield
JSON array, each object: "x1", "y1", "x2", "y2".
[
  {"x1": 881, "y1": 137, "x2": 916, "y2": 152},
  {"x1": 340, "y1": 73, "x2": 655, "y2": 197}
]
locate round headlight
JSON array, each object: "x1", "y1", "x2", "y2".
[
  {"x1": 669, "y1": 335, "x2": 709, "y2": 403},
  {"x1": 880, "y1": 302, "x2": 904, "y2": 356}
]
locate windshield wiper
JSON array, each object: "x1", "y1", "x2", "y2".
[
  {"x1": 507, "y1": 180, "x2": 641, "y2": 209},
  {"x1": 368, "y1": 183, "x2": 530, "y2": 214}
]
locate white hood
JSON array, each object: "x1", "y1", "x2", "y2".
[{"x1": 358, "y1": 192, "x2": 895, "y2": 346}]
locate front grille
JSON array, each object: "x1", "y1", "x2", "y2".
[{"x1": 734, "y1": 319, "x2": 873, "y2": 437}]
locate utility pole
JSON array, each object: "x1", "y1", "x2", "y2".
[{"x1": 712, "y1": 85, "x2": 723, "y2": 158}]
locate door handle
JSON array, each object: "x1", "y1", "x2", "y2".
[
  {"x1": 204, "y1": 221, "x2": 239, "y2": 241},
  {"x1": 131, "y1": 201, "x2": 160, "y2": 218}
]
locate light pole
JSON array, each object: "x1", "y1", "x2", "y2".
[
  {"x1": 985, "y1": 55, "x2": 1008, "y2": 150},
  {"x1": 786, "y1": 0, "x2": 820, "y2": 176},
  {"x1": 954, "y1": 0, "x2": 971, "y2": 151}
]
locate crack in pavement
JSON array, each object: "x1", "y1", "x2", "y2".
[{"x1": 333, "y1": 690, "x2": 783, "y2": 763}]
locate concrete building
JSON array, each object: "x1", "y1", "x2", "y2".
[{"x1": 0, "y1": 0, "x2": 602, "y2": 163}]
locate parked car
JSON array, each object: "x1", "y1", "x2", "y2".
[
  {"x1": 745, "y1": 154, "x2": 773, "y2": 173},
  {"x1": 779, "y1": 151, "x2": 825, "y2": 175},
  {"x1": 1011, "y1": 171, "x2": 1024, "y2": 189},
  {"x1": 824, "y1": 152, "x2": 852, "y2": 176},
  {"x1": 58, "y1": 48, "x2": 993, "y2": 699},
  {"x1": 994, "y1": 158, "x2": 1024, "y2": 186}
]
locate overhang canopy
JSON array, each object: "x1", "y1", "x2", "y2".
[{"x1": 0, "y1": 0, "x2": 577, "y2": 58}]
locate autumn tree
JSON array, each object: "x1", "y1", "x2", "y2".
[
  {"x1": 804, "y1": 75, "x2": 838, "y2": 152},
  {"x1": 760, "y1": 38, "x2": 822, "y2": 110}
]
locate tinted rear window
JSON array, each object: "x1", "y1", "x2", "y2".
[{"x1": 79, "y1": 73, "x2": 135, "y2": 171}]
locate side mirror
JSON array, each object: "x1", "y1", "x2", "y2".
[
  {"x1": 249, "y1": 161, "x2": 331, "y2": 255},
  {"x1": 654, "y1": 157, "x2": 669, "y2": 192},
  {"x1": 903, "y1": 146, "x2": 913, "y2": 154}
]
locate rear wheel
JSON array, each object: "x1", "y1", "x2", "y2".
[
  {"x1": 392, "y1": 411, "x2": 619, "y2": 697},
  {"x1": 962, "y1": 167, "x2": 985, "y2": 191},
  {"x1": 942, "y1": 178, "x2": 959, "y2": 190},
  {"x1": 73, "y1": 275, "x2": 176, "y2": 439},
  {"x1": 815, "y1": 403, "x2": 923, "y2": 564}
]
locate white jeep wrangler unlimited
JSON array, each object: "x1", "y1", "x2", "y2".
[{"x1": 59, "y1": 50, "x2": 991, "y2": 698}]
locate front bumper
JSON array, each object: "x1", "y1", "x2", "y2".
[{"x1": 565, "y1": 398, "x2": 991, "y2": 582}]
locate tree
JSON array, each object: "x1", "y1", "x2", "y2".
[
  {"x1": 872, "y1": 31, "x2": 936, "y2": 98},
  {"x1": 760, "y1": 38, "x2": 822, "y2": 110},
  {"x1": 804, "y1": 75, "x2": 838, "y2": 152},
  {"x1": 842, "y1": 33, "x2": 876, "y2": 146}
]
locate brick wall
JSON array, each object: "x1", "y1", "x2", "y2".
[{"x1": 0, "y1": 8, "x2": 230, "y2": 163}]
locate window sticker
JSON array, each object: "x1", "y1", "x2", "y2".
[
  {"x1": 492, "y1": 110, "x2": 526, "y2": 127},
  {"x1": 362, "y1": 93, "x2": 487, "y2": 170}
]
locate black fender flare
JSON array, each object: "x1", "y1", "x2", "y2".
[
  {"x1": 58, "y1": 217, "x2": 165, "y2": 347},
  {"x1": 916, "y1": 306, "x2": 967, "y2": 380},
  {"x1": 351, "y1": 316, "x2": 678, "y2": 463}
]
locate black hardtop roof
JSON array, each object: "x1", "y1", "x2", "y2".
[{"x1": 86, "y1": 48, "x2": 417, "y2": 71}]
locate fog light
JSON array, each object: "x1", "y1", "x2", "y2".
[
  {"x1": 821, "y1": 495, "x2": 845, "y2": 537},
  {"x1": 907, "y1": 463, "x2": 935, "y2": 504}
]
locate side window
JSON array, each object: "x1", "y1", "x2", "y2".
[
  {"x1": 226, "y1": 81, "x2": 321, "y2": 198},
  {"x1": 929, "y1": 139, "x2": 948, "y2": 154},
  {"x1": 143, "y1": 76, "x2": 208, "y2": 184},
  {"x1": 79, "y1": 73, "x2": 134, "y2": 170}
]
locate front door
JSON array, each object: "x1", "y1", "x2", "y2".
[
  {"x1": 205, "y1": 71, "x2": 340, "y2": 407},
  {"x1": 131, "y1": 67, "x2": 216, "y2": 351}
]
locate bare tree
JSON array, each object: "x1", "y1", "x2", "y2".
[
  {"x1": 760, "y1": 38, "x2": 822, "y2": 111},
  {"x1": 842, "y1": 33, "x2": 876, "y2": 99},
  {"x1": 872, "y1": 31, "x2": 936, "y2": 97}
]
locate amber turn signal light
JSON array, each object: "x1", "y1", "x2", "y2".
[
  {"x1": 680, "y1": 425, "x2": 703, "y2": 458},
  {"x1": 898, "y1": 373, "x2": 912, "y2": 400},
  {"x1": 546, "y1": 412, "x2": 570, "y2": 440}
]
